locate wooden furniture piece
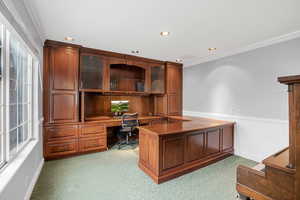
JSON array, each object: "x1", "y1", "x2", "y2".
[
  {"x1": 43, "y1": 40, "x2": 183, "y2": 160},
  {"x1": 138, "y1": 116, "x2": 235, "y2": 183},
  {"x1": 153, "y1": 62, "x2": 183, "y2": 116},
  {"x1": 236, "y1": 75, "x2": 300, "y2": 200}
]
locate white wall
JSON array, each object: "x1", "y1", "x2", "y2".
[
  {"x1": 0, "y1": 1, "x2": 44, "y2": 200},
  {"x1": 183, "y1": 38, "x2": 300, "y2": 162}
]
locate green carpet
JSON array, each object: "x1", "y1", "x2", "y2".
[{"x1": 31, "y1": 148, "x2": 256, "y2": 200}]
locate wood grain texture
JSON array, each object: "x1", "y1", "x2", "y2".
[
  {"x1": 138, "y1": 117, "x2": 234, "y2": 183},
  {"x1": 186, "y1": 131, "x2": 205, "y2": 162},
  {"x1": 43, "y1": 40, "x2": 183, "y2": 160}
]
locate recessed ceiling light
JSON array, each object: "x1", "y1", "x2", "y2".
[
  {"x1": 64, "y1": 36, "x2": 74, "y2": 41},
  {"x1": 131, "y1": 50, "x2": 140, "y2": 54},
  {"x1": 160, "y1": 32, "x2": 170, "y2": 36},
  {"x1": 176, "y1": 59, "x2": 183, "y2": 62},
  {"x1": 208, "y1": 47, "x2": 217, "y2": 51}
]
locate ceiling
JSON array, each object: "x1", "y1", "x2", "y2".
[{"x1": 27, "y1": 0, "x2": 300, "y2": 66}]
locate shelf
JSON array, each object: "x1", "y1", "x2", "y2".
[
  {"x1": 108, "y1": 90, "x2": 151, "y2": 96},
  {"x1": 80, "y1": 89, "x2": 165, "y2": 96},
  {"x1": 79, "y1": 89, "x2": 106, "y2": 93}
]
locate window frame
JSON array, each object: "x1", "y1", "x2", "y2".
[{"x1": 0, "y1": 12, "x2": 39, "y2": 170}]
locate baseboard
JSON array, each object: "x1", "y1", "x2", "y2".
[
  {"x1": 183, "y1": 110, "x2": 289, "y2": 162},
  {"x1": 24, "y1": 158, "x2": 44, "y2": 200}
]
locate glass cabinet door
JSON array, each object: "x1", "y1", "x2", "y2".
[
  {"x1": 151, "y1": 65, "x2": 165, "y2": 93},
  {"x1": 80, "y1": 54, "x2": 104, "y2": 89}
]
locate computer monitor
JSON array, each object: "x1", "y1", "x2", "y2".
[{"x1": 111, "y1": 100, "x2": 129, "y2": 113}]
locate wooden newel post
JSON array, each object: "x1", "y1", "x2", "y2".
[{"x1": 278, "y1": 75, "x2": 300, "y2": 200}]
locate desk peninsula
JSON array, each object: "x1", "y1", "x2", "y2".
[{"x1": 138, "y1": 116, "x2": 235, "y2": 183}]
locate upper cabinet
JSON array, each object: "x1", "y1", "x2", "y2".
[
  {"x1": 80, "y1": 54, "x2": 105, "y2": 90},
  {"x1": 44, "y1": 43, "x2": 80, "y2": 124},
  {"x1": 151, "y1": 65, "x2": 165, "y2": 94},
  {"x1": 166, "y1": 63, "x2": 182, "y2": 94},
  {"x1": 165, "y1": 62, "x2": 183, "y2": 115},
  {"x1": 50, "y1": 46, "x2": 79, "y2": 91}
]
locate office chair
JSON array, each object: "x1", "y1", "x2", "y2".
[{"x1": 117, "y1": 113, "x2": 139, "y2": 149}]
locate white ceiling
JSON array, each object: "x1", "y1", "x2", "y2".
[{"x1": 27, "y1": 0, "x2": 300, "y2": 66}]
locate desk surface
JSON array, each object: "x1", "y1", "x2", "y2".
[
  {"x1": 85, "y1": 115, "x2": 163, "y2": 123},
  {"x1": 139, "y1": 116, "x2": 235, "y2": 135}
]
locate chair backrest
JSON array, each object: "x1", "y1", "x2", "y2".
[{"x1": 121, "y1": 113, "x2": 139, "y2": 128}]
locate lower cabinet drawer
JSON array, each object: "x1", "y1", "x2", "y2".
[
  {"x1": 79, "y1": 136, "x2": 106, "y2": 152},
  {"x1": 80, "y1": 125, "x2": 105, "y2": 138},
  {"x1": 45, "y1": 140, "x2": 78, "y2": 158},
  {"x1": 45, "y1": 125, "x2": 79, "y2": 141}
]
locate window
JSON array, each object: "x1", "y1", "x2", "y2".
[
  {"x1": 0, "y1": 24, "x2": 3, "y2": 168},
  {"x1": 0, "y1": 13, "x2": 38, "y2": 169},
  {"x1": 8, "y1": 32, "x2": 33, "y2": 156}
]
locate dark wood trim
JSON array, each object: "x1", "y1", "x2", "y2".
[
  {"x1": 278, "y1": 75, "x2": 300, "y2": 84},
  {"x1": 45, "y1": 39, "x2": 82, "y2": 48}
]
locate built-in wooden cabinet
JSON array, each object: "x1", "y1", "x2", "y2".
[
  {"x1": 43, "y1": 40, "x2": 183, "y2": 160},
  {"x1": 45, "y1": 44, "x2": 79, "y2": 124}
]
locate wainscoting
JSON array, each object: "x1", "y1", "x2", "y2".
[{"x1": 183, "y1": 111, "x2": 289, "y2": 162}]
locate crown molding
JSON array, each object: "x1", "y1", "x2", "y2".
[
  {"x1": 184, "y1": 30, "x2": 300, "y2": 68},
  {"x1": 22, "y1": 0, "x2": 45, "y2": 44},
  {"x1": 0, "y1": 0, "x2": 43, "y2": 57}
]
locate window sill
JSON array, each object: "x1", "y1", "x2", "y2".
[{"x1": 0, "y1": 140, "x2": 40, "y2": 194}]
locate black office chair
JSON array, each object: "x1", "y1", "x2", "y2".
[{"x1": 117, "y1": 113, "x2": 139, "y2": 149}]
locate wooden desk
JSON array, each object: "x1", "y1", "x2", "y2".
[
  {"x1": 138, "y1": 116, "x2": 235, "y2": 183},
  {"x1": 44, "y1": 115, "x2": 164, "y2": 160}
]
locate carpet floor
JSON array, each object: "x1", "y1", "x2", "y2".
[{"x1": 31, "y1": 148, "x2": 256, "y2": 200}]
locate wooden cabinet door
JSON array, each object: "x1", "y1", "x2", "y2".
[
  {"x1": 50, "y1": 91, "x2": 78, "y2": 123},
  {"x1": 166, "y1": 64, "x2": 182, "y2": 94},
  {"x1": 50, "y1": 47, "x2": 78, "y2": 91},
  {"x1": 80, "y1": 54, "x2": 105, "y2": 90},
  {"x1": 165, "y1": 63, "x2": 182, "y2": 116},
  {"x1": 154, "y1": 95, "x2": 167, "y2": 116},
  {"x1": 49, "y1": 46, "x2": 79, "y2": 123},
  {"x1": 186, "y1": 131, "x2": 205, "y2": 162},
  {"x1": 167, "y1": 94, "x2": 181, "y2": 115},
  {"x1": 162, "y1": 135, "x2": 185, "y2": 170},
  {"x1": 206, "y1": 129, "x2": 221, "y2": 155},
  {"x1": 150, "y1": 64, "x2": 165, "y2": 94},
  {"x1": 222, "y1": 125, "x2": 234, "y2": 151}
]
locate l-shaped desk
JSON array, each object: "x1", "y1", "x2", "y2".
[{"x1": 45, "y1": 115, "x2": 234, "y2": 183}]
